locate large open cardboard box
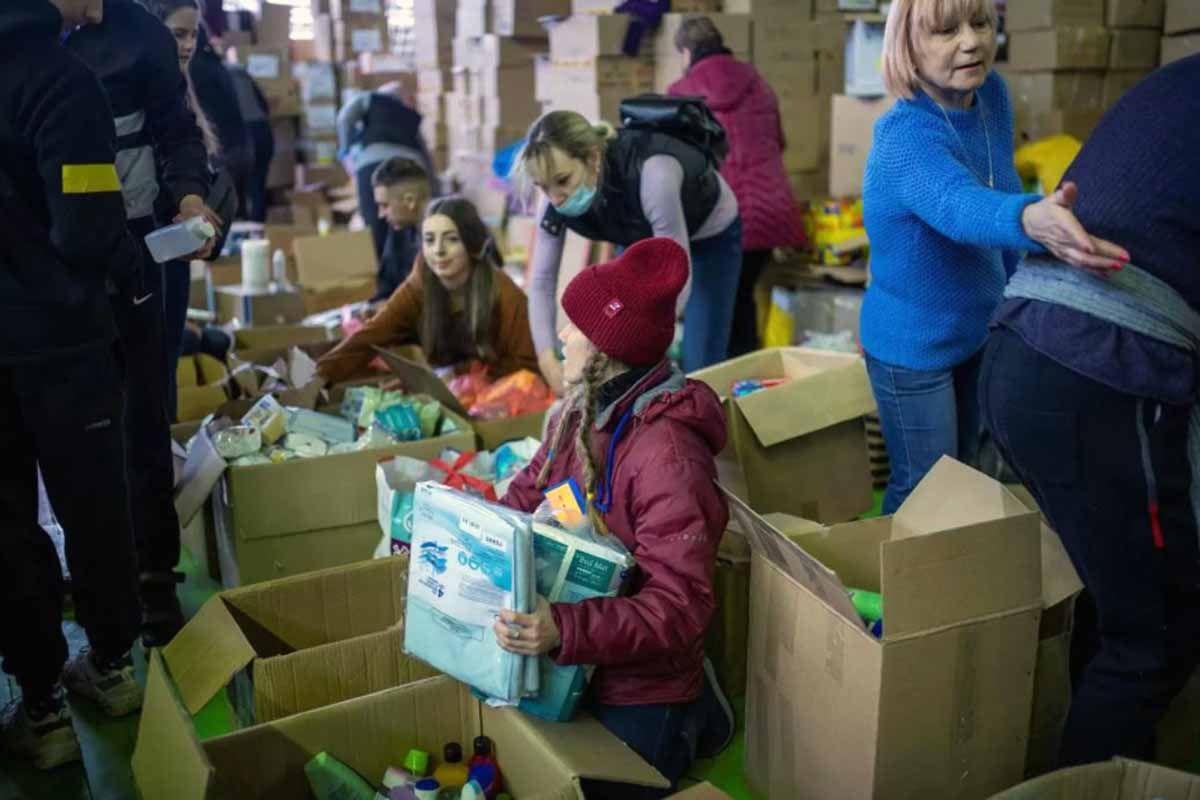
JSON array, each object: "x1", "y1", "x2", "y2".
[
  {"x1": 690, "y1": 347, "x2": 876, "y2": 523},
  {"x1": 176, "y1": 355, "x2": 230, "y2": 423},
  {"x1": 374, "y1": 347, "x2": 548, "y2": 450},
  {"x1": 230, "y1": 325, "x2": 335, "y2": 364},
  {"x1": 134, "y1": 670, "x2": 669, "y2": 799},
  {"x1": 158, "y1": 557, "x2": 434, "y2": 728},
  {"x1": 989, "y1": 757, "x2": 1200, "y2": 799},
  {"x1": 735, "y1": 457, "x2": 1045, "y2": 799},
  {"x1": 212, "y1": 407, "x2": 474, "y2": 586}
]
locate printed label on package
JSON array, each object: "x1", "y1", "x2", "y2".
[{"x1": 247, "y1": 53, "x2": 281, "y2": 80}]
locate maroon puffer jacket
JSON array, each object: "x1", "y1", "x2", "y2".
[
  {"x1": 501, "y1": 361, "x2": 729, "y2": 706},
  {"x1": 669, "y1": 53, "x2": 807, "y2": 252}
]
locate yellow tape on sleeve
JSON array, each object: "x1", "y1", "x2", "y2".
[{"x1": 61, "y1": 163, "x2": 121, "y2": 194}]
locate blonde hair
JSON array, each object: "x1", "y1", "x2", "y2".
[
  {"x1": 511, "y1": 111, "x2": 616, "y2": 203},
  {"x1": 534, "y1": 350, "x2": 624, "y2": 535},
  {"x1": 881, "y1": 0, "x2": 997, "y2": 99}
]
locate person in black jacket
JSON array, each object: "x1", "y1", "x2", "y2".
[
  {"x1": 370, "y1": 156, "x2": 431, "y2": 303},
  {"x1": 0, "y1": 0, "x2": 146, "y2": 770},
  {"x1": 65, "y1": 0, "x2": 218, "y2": 649},
  {"x1": 337, "y1": 83, "x2": 438, "y2": 260},
  {"x1": 227, "y1": 62, "x2": 275, "y2": 223}
]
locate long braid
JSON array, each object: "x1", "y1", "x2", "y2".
[
  {"x1": 534, "y1": 386, "x2": 578, "y2": 490},
  {"x1": 576, "y1": 353, "x2": 611, "y2": 534}
]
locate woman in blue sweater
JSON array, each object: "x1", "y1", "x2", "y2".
[{"x1": 861, "y1": 0, "x2": 1128, "y2": 512}]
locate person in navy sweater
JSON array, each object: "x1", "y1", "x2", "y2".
[
  {"x1": 860, "y1": 0, "x2": 1128, "y2": 513},
  {"x1": 982, "y1": 55, "x2": 1200, "y2": 767}
]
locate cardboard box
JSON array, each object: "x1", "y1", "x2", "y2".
[
  {"x1": 214, "y1": 285, "x2": 307, "y2": 327},
  {"x1": 736, "y1": 458, "x2": 1044, "y2": 799},
  {"x1": 1005, "y1": 484, "x2": 1085, "y2": 779},
  {"x1": 229, "y1": 45, "x2": 290, "y2": 81},
  {"x1": 373, "y1": 348, "x2": 548, "y2": 451},
  {"x1": 257, "y1": 1, "x2": 291, "y2": 47},
  {"x1": 212, "y1": 408, "x2": 474, "y2": 587},
  {"x1": 156, "y1": 557, "x2": 435, "y2": 729},
  {"x1": 1006, "y1": 71, "x2": 1106, "y2": 114},
  {"x1": 1101, "y1": 68, "x2": 1152, "y2": 107},
  {"x1": 780, "y1": 95, "x2": 825, "y2": 171},
  {"x1": 828, "y1": 93, "x2": 895, "y2": 198},
  {"x1": 549, "y1": 14, "x2": 651, "y2": 61},
  {"x1": 690, "y1": 347, "x2": 876, "y2": 523},
  {"x1": 261, "y1": 223, "x2": 318, "y2": 284},
  {"x1": 491, "y1": 0, "x2": 569, "y2": 37},
  {"x1": 293, "y1": 229, "x2": 376, "y2": 293},
  {"x1": 329, "y1": 0, "x2": 384, "y2": 19},
  {"x1": 789, "y1": 166, "x2": 831, "y2": 203},
  {"x1": 1165, "y1": 0, "x2": 1200, "y2": 33},
  {"x1": 725, "y1": 0, "x2": 813, "y2": 14},
  {"x1": 134, "y1": 669, "x2": 668, "y2": 799},
  {"x1": 176, "y1": 354, "x2": 230, "y2": 424},
  {"x1": 654, "y1": 13, "x2": 753, "y2": 91},
  {"x1": 301, "y1": 101, "x2": 338, "y2": 136},
  {"x1": 1008, "y1": 27, "x2": 1112, "y2": 70},
  {"x1": 1162, "y1": 32, "x2": 1200, "y2": 63},
  {"x1": 1013, "y1": 108, "x2": 1104, "y2": 143},
  {"x1": 1108, "y1": 28, "x2": 1161, "y2": 68},
  {"x1": 458, "y1": 0, "x2": 487, "y2": 38},
  {"x1": 706, "y1": 525, "x2": 753, "y2": 698},
  {"x1": 1006, "y1": 0, "x2": 1104, "y2": 32},
  {"x1": 230, "y1": 325, "x2": 334, "y2": 364},
  {"x1": 302, "y1": 278, "x2": 377, "y2": 315},
  {"x1": 572, "y1": 0, "x2": 719, "y2": 10},
  {"x1": 990, "y1": 758, "x2": 1200, "y2": 799},
  {"x1": 537, "y1": 57, "x2": 656, "y2": 97},
  {"x1": 1107, "y1": 0, "x2": 1165, "y2": 26}
]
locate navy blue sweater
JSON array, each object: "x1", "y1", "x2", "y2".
[{"x1": 994, "y1": 55, "x2": 1200, "y2": 404}]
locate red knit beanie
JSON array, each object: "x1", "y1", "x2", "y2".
[{"x1": 561, "y1": 237, "x2": 689, "y2": 367}]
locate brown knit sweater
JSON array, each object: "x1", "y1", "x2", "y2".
[{"x1": 316, "y1": 264, "x2": 539, "y2": 385}]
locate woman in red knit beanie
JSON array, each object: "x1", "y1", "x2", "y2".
[{"x1": 496, "y1": 237, "x2": 735, "y2": 796}]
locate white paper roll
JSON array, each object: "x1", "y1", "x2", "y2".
[{"x1": 241, "y1": 239, "x2": 271, "y2": 291}]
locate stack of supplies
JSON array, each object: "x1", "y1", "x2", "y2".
[{"x1": 403, "y1": 483, "x2": 537, "y2": 703}]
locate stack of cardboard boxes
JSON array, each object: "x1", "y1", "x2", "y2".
[
  {"x1": 228, "y1": 29, "x2": 304, "y2": 192},
  {"x1": 313, "y1": 0, "x2": 391, "y2": 63},
  {"x1": 734, "y1": 0, "x2": 848, "y2": 201},
  {"x1": 297, "y1": 60, "x2": 341, "y2": 168},
  {"x1": 539, "y1": 12, "x2": 657, "y2": 123},
  {"x1": 416, "y1": 0, "x2": 457, "y2": 171},
  {"x1": 1162, "y1": 0, "x2": 1200, "y2": 63},
  {"x1": 1004, "y1": 0, "x2": 1163, "y2": 144}
]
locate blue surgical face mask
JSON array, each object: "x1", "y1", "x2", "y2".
[{"x1": 554, "y1": 181, "x2": 597, "y2": 217}]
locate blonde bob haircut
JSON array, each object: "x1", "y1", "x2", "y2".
[{"x1": 880, "y1": 0, "x2": 998, "y2": 100}]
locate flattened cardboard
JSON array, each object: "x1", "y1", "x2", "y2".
[
  {"x1": 692, "y1": 348, "x2": 876, "y2": 522},
  {"x1": 135, "y1": 669, "x2": 667, "y2": 800},
  {"x1": 739, "y1": 458, "x2": 1044, "y2": 800},
  {"x1": 293, "y1": 229, "x2": 376, "y2": 290},
  {"x1": 989, "y1": 757, "x2": 1200, "y2": 798}
]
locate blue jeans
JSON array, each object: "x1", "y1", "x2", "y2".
[
  {"x1": 681, "y1": 218, "x2": 743, "y2": 374},
  {"x1": 865, "y1": 350, "x2": 984, "y2": 514}
]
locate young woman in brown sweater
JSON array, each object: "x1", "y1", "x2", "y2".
[{"x1": 317, "y1": 196, "x2": 538, "y2": 385}]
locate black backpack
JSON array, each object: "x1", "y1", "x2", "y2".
[{"x1": 618, "y1": 94, "x2": 729, "y2": 166}]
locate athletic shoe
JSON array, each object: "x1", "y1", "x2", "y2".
[
  {"x1": 62, "y1": 648, "x2": 142, "y2": 718},
  {"x1": 1, "y1": 687, "x2": 81, "y2": 770}
]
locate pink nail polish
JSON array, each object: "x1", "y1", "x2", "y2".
[{"x1": 1112, "y1": 261, "x2": 1124, "y2": 271}]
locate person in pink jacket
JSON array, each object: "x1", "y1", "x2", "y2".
[
  {"x1": 668, "y1": 16, "x2": 807, "y2": 357},
  {"x1": 495, "y1": 237, "x2": 734, "y2": 797}
]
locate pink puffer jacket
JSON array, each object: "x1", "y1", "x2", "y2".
[{"x1": 670, "y1": 53, "x2": 807, "y2": 252}]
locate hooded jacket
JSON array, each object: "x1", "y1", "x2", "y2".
[
  {"x1": 0, "y1": 0, "x2": 140, "y2": 362},
  {"x1": 65, "y1": 0, "x2": 209, "y2": 223},
  {"x1": 502, "y1": 361, "x2": 729, "y2": 706},
  {"x1": 669, "y1": 53, "x2": 806, "y2": 251}
]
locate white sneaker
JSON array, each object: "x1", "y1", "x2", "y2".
[
  {"x1": 1, "y1": 688, "x2": 82, "y2": 770},
  {"x1": 62, "y1": 648, "x2": 142, "y2": 718}
]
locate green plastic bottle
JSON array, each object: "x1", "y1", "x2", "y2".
[
  {"x1": 304, "y1": 751, "x2": 381, "y2": 800},
  {"x1": 847, "y1": 588, "x2": 883, "y2": 624}
]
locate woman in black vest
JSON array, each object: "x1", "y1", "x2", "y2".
[{"x1": 516, "y1": 110, "x2": 742, "y2": 391}]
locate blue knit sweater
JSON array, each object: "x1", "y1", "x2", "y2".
[{"x1": 860, "y1": 71, "x2": 1042, "y2": 370}]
